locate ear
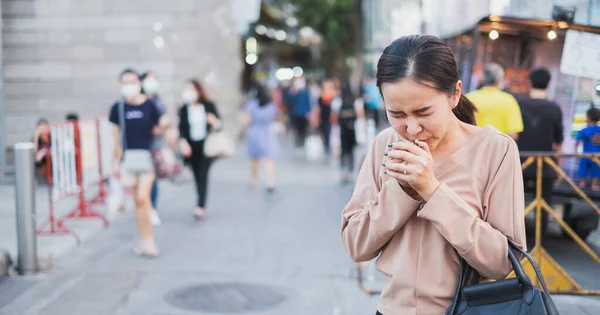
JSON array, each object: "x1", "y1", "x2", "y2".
[{"x1": 452, "y1": 81, "x2": 463, "y2": 108}]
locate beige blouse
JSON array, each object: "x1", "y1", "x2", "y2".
[{"x1": 341, "y1": 126, "x2": 526, "y2": 315}]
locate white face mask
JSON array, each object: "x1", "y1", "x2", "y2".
[
  {"x1": 142, "y1": 78, "x2": 159, "y2": 94},
  {"x1": 120, "y1": 84, "x2": 140, "y2": 99},
  {"x1": 182, "y1": 89, "x2": 198, "y2": 103}
]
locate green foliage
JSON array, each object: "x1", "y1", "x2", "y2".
[{"x1": 275, "y1": 0, "x2": 362, "y2": 75}]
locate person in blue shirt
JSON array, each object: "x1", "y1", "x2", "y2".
[
  {"x1": 288, "y1": 76, "x2": 312, "y2": 155},
  {"x1": 576, "y1": 107, "x2": 600, "y2": 190}
]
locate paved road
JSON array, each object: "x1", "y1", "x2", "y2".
[{"x1": 1, "y1": 143, "x2": 600, "y2": 314}]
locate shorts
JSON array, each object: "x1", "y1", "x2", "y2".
[
  {"x1": 578, "y1": 158, "x2": 600, "y2": 179},
  {"x1": 120, "y1": 169, "x2": 155, "y2": 188}
]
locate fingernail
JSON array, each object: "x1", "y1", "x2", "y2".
[
  {"x1": 384, "y1": 152, "x2": 388, "y2": 156},
  {"x1": 383, "y1": 170, "x2": 387, "y2": 174},
  {"x1": 387, "y1": 143, "x2": 393, "y2": 147},
  {"x1": 382, "y1": 162, "x2": 386, "y2": 167}
]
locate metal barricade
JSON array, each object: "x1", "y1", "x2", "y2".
[
  {"x1": 37, "y1": 119, "x2": 110, "y2": 242},
  {"x1": 36, "y1": 121, "x2": 80, "y2": 241},
  {"x1": 519, "y1": 152, "x2": 600, "y2": 295},
  {"x1": 355, "y1": 151, "x2": 600, "y2": 296}
]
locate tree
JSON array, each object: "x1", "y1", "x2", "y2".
[{"x1": 274, "y1": 0, "x2": 363, "y2": 78}]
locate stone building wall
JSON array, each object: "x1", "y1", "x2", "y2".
[{"x1": 1, "y1": 0, "x2": 243, "y2": 146}]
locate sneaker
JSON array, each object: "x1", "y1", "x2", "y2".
[{"x1": 150, "y1": 210, "x2": 162, "y2": 227}]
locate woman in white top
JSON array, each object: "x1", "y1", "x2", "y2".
[{"x1": 178, "y1": 79, "x2": 222, "y2": 219}]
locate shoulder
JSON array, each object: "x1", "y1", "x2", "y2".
[
  {"x1": 178, "y1": 104, "x2": 188, "y2": 115},
  {"x1": 499, "y1": 91, "x2": 519, "y2": 103},
  {"x1": 514, "y1": 95, "x2": 530, "y2": 105},
  {"x1": 109, "y1": 100, "x2": 120, "y2": 110},
  {"x1": 479, "y1": 127, "x2": 519, "y2": 165}
]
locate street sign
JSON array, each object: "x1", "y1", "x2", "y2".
[{"x1": 560, "y1": 30, "x2": 600, "y2": 79}]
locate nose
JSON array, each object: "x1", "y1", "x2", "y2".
[{"x1": 405, "y1": 117, "x2": 422, "y2": 137}]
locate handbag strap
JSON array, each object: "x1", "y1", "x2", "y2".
[
  {"x1": 507, "y1": 238, "x2": 551, "y2": 295},
  {"x1": 118, "y1": 99, "x2": 127, "y2": 151}
]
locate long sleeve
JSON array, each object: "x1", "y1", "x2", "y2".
[
  {"x1": 417, "y1": 139, "x2": 526, "y2": 279},
  {"x1": 341, "y1": 136, "x2": 422, "y2": 262},
  {"x1": 178, "y1": 105, "x2": 187, "y2": 140}
]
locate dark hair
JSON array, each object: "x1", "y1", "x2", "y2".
[
  {"x1": 587, "y1": 107, "x2": 600, "y2": 123},
  {"x1": 119, "y1": 68, "x2": 139, "y2": 80},
  {"x1": 140, "y1": 71, "x2": 152, "y2": 82},
  {"x1": 340, "y1": 80, "x2": 355, "y2": 105},
  {"x1": 530, "y1": 68, "x2": 551, "y2": 90},
  {"x1": 36, "y1": 118, "x2": 49, "y2": 126},
  {"x1": 376, "y1": 35, "x2": 476, "y2": 125},
  {"x1": 65, "y1": 113, "x2": 79, "y2": 121},
  {"x1": 187, "y1": 79, "x2": 210, "y2": 104},
  {"x1": 254, "y1": 84, "x2": 272, "y2": 107}
]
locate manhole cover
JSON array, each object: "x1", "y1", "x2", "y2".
[{"x1": 165, "y1": 282, "x2": 287, "y2": 313}]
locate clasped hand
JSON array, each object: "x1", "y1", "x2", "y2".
[{"x1": 382, "y1": 139, "x2": 440, "y2": 201}]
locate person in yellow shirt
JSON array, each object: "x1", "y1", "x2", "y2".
[{"x1": 467, "y1": 63, "x2": 524, "y2": 140}]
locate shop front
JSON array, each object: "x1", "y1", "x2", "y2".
[{"x1": 443, "y1": 16, "x2": 600, "y2": 159}]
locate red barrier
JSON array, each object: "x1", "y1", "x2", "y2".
[{"x1": 37, "y1": 118, "x2": 111, "y2": 243}]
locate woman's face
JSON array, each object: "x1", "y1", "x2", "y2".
[
  {"x1": 182, "y1": 82, "x2": 199, "y2": 103},
  {"x1": 381, "y1": 78, "x2": 461, "y2": 152},
  {"x1": 38, "y1": 123, "x2": 50, "y2": 135}
]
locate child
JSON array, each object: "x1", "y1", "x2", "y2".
[{"x1": 576, "y1": 107, "x2": 600, "y2": 190}]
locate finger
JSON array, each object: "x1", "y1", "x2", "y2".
[
  {"x1": 389, "y1": 139, "x2": 430, "y2": 157},
  {"x1": 385, "y1": 149, "x2": 421, "y2": 164},
  {"x1": 382, "y1": 161, "x2": 409, "y2": 174},
  {"x1": 383, "y1": 168, "x2": 413, "y2": 182},
  {"x1": 414, "y1": 139, "x2": 431, "y2": 155}
]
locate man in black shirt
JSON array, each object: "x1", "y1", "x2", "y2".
[{"x1": 516, "y1": 68, "x2": 564, "y2": 242}]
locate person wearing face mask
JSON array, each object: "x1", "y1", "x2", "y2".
[
  {"x1": 178, "y1": 79, "x2": 222, "y2": 219},
  {"x1": 288, "y1": 76, "x2": 312, "y2": 156},
  {"x1": 109, "y1": 68, "x2": 162, "y2": 258},
  {"x1": 140, "y1": 71, "x2": 168, "y2": 227},
  {"x1": 341, "y1": 35, "x2": 526, "y2": 314}
]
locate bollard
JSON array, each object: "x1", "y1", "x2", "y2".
[{"x1": 14, "y1": 142, "x2": 38, "y2": 275}]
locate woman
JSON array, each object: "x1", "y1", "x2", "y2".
[
  {"x1": 178, "y1": 79, "x2": 221, "y2": 219},
  {"x1": 141, "y1": 71, "x2": 167, "y2": 226},
  {"x1": 341, "y1": 35, "x2": 526, "y2": 314},
  {"x1": 243, "y1": 84, "x2": 280, "y2": 192}
]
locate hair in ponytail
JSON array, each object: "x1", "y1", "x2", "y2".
[
  {"x1": 377, "y1": 35, "x2": 477, "y2": 125},
  {"x1": 453, "y1": 94, "x2": 477, "y2": 125}
]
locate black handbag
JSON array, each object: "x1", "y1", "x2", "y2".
[{"x1": 445, "y1": 239, "x2": 560, "y2": 315}]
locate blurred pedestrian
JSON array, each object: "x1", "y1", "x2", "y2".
[
  {"x1": 362, "y1": 73, "x2": 383, "y2": 130},
  {"x1": 315, "y1": 78, "x2": 337, "y2": 162},
  {"x1": 467, "y1": 62, "x2": 524, "y2": 140},
  {"x1": 33, "y1": 118, "x2": 51, "y2": 183},
  {"x1": 178, "y1": 79, "x2": 222, "y2": 219},
  {"x1": 140, "y1": 71, "x2": 168, "y2": 227},
  {"x1": 288, "y1": 75, "x2": 312, "y2": 156},
  {"x1": 576, "y1": 107, "x2": 600, "y2": 191},
  {"x1": 341, "y1": 35, "x2": 526, "y2": 314},
  {"x1": 109, "y1": 68, "x2": 161, "y2": 257},
  {"x1": 332, "y1": 81, "x2": 359, "y2": 184},
  {"x1": 516, "y1": 68, "x2": 564, "y2": 242},
  {"x1": 243, "y1": 83, "x2": 280, "y2": 192}
]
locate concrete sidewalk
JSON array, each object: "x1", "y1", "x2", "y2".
[
  {"x1": 0, "y1": 182, "x2": 111, "y2": 271},
  {"x1": 0, "y1": 142, "x2": 599, "y2": 314}
]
